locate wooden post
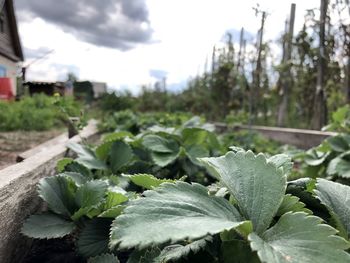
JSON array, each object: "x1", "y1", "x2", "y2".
[
  {"x1": 346, "y1": 58, "x2": 350, "y2": 103},
  {"x1": 277, "y1": 3, "x2": 296, "y2": 127},
  {"x1": 237, "y1": 27, "x2": 245, "y2": 72},
  {"x1": 312, "y1": 0, "x2": 328, "y2": 130},
  {"x1": 252, "y1": 11, "x2": 266, "y2": 119}
]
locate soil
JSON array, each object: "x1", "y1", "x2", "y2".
[
  {"x1": 0, "y1": 129, "x2": 64, "y2": 170},
  {"x1": 23, "y1": 238, "x2": 85, "y2": 263}
]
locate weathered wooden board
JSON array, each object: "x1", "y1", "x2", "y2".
[{"x1": 0, "y1": 120, "x2": 99, "y2": 263}]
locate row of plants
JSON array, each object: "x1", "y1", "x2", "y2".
[
  {"x1": 21, "y1": 113, "x2": 350, "y2": 262},
  {"x1": 0, "y1": 94, "x2": 82, "y2": 131},
  {"x1": 99, "y1": 110, "x2": 285, "y2": 156}
]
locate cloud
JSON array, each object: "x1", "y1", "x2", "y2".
[
  {"x1": 149, "y1": 69, "x2": 168, "y2": 79},
  {"x1": 15, "y1": 0, "x2": 153, "y2": 50},
  {"x1": 23, "y1": 46, "x2": 53, "y2": 60}
]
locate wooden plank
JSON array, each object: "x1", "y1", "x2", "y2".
[
  {"x1": 0, "y1": 120, "x2": 99, "y2": 263},
  {"x1": 16, "y1": 132, "x2": 68, "y2": 162},
  {"x1": 214, "y1": 122, "x2": 337, "y2": 149}
]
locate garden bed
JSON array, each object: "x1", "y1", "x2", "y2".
[
  {"x1": 1, "y1": 115, "x2": 348, "y2": 263},
  {"x1": 0, "y1": 120, "x2": 99, "y2": 263},
  {"x1": 0, "y1": 129, "x2": 64, "y2": 170}
]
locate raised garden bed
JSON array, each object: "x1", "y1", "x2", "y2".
[
  {"x1": 0, "y1": 120, "x2": 99, "y2": 263},
  {"x1": 1, "y1": 117, "x2": 349, "y2": 263}
]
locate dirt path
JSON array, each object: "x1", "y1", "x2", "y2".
[{"x1": 0, "y1": 129, "x2": 64, "y2": 170}]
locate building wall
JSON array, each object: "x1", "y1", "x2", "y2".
[
  {"x1": 91, "y1": 82, "x2": 107, "y2": 98},
  {"x1": 0, "y1": 55, "x2": 17, "y2": 95}
]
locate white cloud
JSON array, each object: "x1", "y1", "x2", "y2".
[{"x1": 18, "y1": 0, "x2": 321, "y2": 94}]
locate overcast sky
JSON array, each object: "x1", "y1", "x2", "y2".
[{"x1": 14, "y1": 0, "x2": 321, "y2": 94}]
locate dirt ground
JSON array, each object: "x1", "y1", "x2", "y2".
[{"x1": 0, "y1": 129, "x2": 64, "y2": 170}]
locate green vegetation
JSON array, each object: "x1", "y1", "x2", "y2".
[
  {"x1": 21, "y1": 113, "x2": 350, "y2": 262},
  {"x1": 0, "y1": 94, "x2": 82, "y2": 131}
]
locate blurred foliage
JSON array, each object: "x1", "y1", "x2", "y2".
[
  {"x1": 0, "y1": 94, "x2": 82, "y2": 131},
  {"x1": 219, "y1": 130, "x2": 282, "y2": 156},
  {"x1": 323, "y1": 105, "x2": 350, "y2": 133}
]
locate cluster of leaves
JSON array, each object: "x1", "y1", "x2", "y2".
[
  {"x1": 62, "y1": 116, "x2": 222, "y2": 185},
  {"x1": 0, "y1": 94, "x2": 81, "y2": 131},
  {"x1": 23, "y1": 148, "x2": 350, "y2": 262},
  {"x1": 110, "y1": 151, "x2": 350, "y2": 262},
  {"x1": 21, "y1": 113, "x2": 350, "y2": 262},
  {"x1": 298, "y1": 133, "x2": 350, "y2": 184},
  {"x1": 98, "y1": 110, "x2": 192, "y2": 134}
]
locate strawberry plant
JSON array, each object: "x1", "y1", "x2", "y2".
[
  {"x1": 21, "y1": 173, "x2": 132, "y2": 260},
  {"x1": 109, "y1": 151, "x2": 350, "y2": 262},
  {"x1": 21, "y1": 110, "x2": 350, "y2": 262},
  {"x1": 299, "y1": 133, "x2": 350, "y2": 183},
  {"x1": 60, "y1": 119, "x2": 222, "y2": 184}
]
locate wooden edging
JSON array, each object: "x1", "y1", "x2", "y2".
[
  {"x1": 0, "y1": 120, "x2": 99, "y2": 263},
  {"x1": 16, "y1": 132, "x2": 68, "y2": 162},
  {"x1": 214, "y1": 122, "x2": 337, "y2": 149}
]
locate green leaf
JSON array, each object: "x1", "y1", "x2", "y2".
[
  {"x1": 72, "y1": 180, "x2": 108, "y2": 220},
  {"x1": 61, "y1": 172, "x2": 88, "y2": 186},
  {"x1": 182, "y1": 116, "x2": 202, "y2": 128},
  {"x1": 315, "y1": 179, "x2": 350, "y2": 239},
  {"x1": 22, "y1": 214, "x2": 75, "y2": 239},
  {"x1": 76, "y1": 180, "x2": 108, "y2": 208},
  {"x1": 78, "y1": 219, "x2": 111, "y2": 258},
  {"x1": 276, "y1": 194, "x2": 312, "y2": 216},
  {"x1": 127, "y1": 248, "x2": 161, "y2": 263},
  {"x1": 151, "y1": 151, "x2": 179, "y2": 167},
  {"x1": 38, "y1": 175, "x2": 77, "y2": 216},
  {"x1": 67, "y1": 142, "x2": 107, "y2": 170},
  {"x1": 156, "y1": 237, "x2": 212, "y2": 262},
  {"x1": 67, "y1": 142, "x2": 95, "y2": 158},
  {"x1": 76, "y1": 157, "x2": 108, "y2": 171},
  {"x1": 229, "y1": 146, "x2": 245, "y2": 153},
  {"x1": 104, "y1": 191, "x2": 128, "y2": 208},
  {"x1": 110, "y1": 140, "x2": 133, "y2": 173},
  {"x1": 126, "y1": 173, "x2": 175, "y2": 189},
  {"x1": 249, "y1": 212, "x2": 350, "y2": 263},
  {"x1": 267, "y1": 154, "x2": 293, "y2": 175},
  {"x1": 201, "y1": 151, "x2": 286, "y2": 234},
  {"x1": 182, "y1": 128, "x2": 208, "y2": 146},
  {"x1": 103, "y1": 131, "x2": 133, "y2": 142},
  {"x1": 327, "y1": 157, "x2": 350, "y2": 178},
  {"x1": 142, "y1": 135, "x2": 179, "y2": 153},
  {"x1": 304, "y1": 150, "x2": 329, "y2": 166},
  {"x1": 99, "y1": 205, "x2": 125, "y2": 218},
  {"x1": 57, "y1": 158, "x2": 74, "y2": 172},
  {"x1": 96, "y1": 141, "x2": 114, "y2": 161},
  {"x1": 185, "y1": 145, "x2": 209, "y2": 166},
  {"x1": 64, "y1": 161, "x2": 93, "y2": 178},
  {"x1": 328, "y1": 136, "x2": 349, "y2": 152},
  {"x1": 88, "y1": 254, "x2": 119, "y2": 263},
  {"x1": 333, "y1": 106, "x2": 349, "y2": 123},
  {"x1": 110, "y1": 182, "x2": 248, "y2": 249}
]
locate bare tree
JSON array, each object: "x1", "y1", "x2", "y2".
[{"x1": 277, "y1": 3, "x2": 296, "y2": 126}]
